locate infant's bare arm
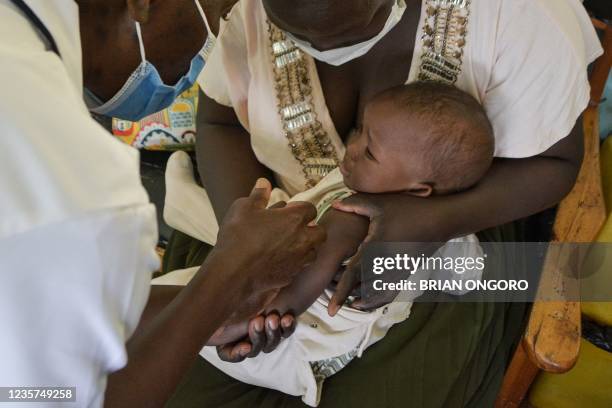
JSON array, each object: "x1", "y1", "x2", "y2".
[
  {"x1": 263, "y1": 209, "x2": 368, "y2": 316},
  {"x1": 206, "y1": 321, "x2": 249, "y2": 346},
  {"x1": 206, "y1": 209, "x2": 369, "y2": 345}
]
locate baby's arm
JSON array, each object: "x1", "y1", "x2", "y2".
[
  {"x1": 263, "y1": 209, "x2": 368, "y2": 316},
  {"x1": 207, "y1": 321, "x2": 249, "y2": 346},
  {"x1": 206, "y1": 209, "x2": 369, "y2": 345}
]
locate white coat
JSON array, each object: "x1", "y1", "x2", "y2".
[{"x1": 0, "y1": 1, "x2": 159, "y2": 406}]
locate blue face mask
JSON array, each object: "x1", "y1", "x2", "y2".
[{"x1": 89, "y1": 0, "x2": 215, "y2": 121}]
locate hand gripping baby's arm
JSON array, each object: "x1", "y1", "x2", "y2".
[
  {"x1": 206, "y1": 208, "x2": 369, "y2": 346},
  {"x1": 262, "y1": 208, "x2": 369, "y2": 317}
]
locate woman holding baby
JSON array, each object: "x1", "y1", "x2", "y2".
[{"x1": 160, "y1": 0, "x2": 602, "y2": 406}]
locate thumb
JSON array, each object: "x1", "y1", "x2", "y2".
[
  {"x1": 166, "y1": 151, "x2": 197, "y2": 183},
  {"x1": 328, "y1": 253, "x2": 361, "y2": 317},
  {"x1": 248, "y1": 178, "x2": 272, "y2": 209}
]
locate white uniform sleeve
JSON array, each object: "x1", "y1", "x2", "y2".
[
  {"x1": 0, "y1": 0, "x2": 152, "y2": 239},
  {"x1": 484, "y1": 0, "x2": 603, "y2": 158},
  {"x1": 0, "y1": 206, "x2": 159, "y2": 407},
  {"x1": 0, "y1": 5, "x2": 160, "y2": 407}
]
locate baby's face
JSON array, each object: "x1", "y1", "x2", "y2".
[{"x1": 340, "y1": 100, "x2": 424, "y2": 194}]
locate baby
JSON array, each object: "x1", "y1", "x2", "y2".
[
  {"x1": 202, "y1": 81, "x2": 495, "y2": 406},
  {"x1": 340, "y1": 81, "x2": 493, "y2": 197}
]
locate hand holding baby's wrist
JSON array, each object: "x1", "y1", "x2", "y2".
[{"x1": 333, "y1": 192, "x2": 453, "y2": 243}]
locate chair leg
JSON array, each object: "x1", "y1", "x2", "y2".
[{"x1": 495, "y1": 343, "x2": 540, "y2": 408}]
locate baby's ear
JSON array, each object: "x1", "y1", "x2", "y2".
[{"x1": 407, "y1": 182, "x2": 433, "y2": 198}]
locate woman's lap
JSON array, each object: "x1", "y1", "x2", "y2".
[
  {"x1": 163, "y1": 223, "x2": 527, "y2": 408},
  {"x1": 165, "y1": 301, "x2": 525, "y2": 408}
]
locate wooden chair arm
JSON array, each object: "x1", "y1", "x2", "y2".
[
  {"x1": 523, "y1": 107, "x2": 607, "y2": 373},
  {"x1": 524, "y1": 301, "x2": 581, "y2": 373}
]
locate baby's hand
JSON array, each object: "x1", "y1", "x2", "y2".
[
  {"x1": 207, "y1": 321, "x2": 249, "y2": 346},
  {"x1": 213, "y1": 313, "x2": 297, "y2": 362},
  {"x1": 206, "y1": 289, "x2": 284, "y2": 346},
  {"x1": 224, "y1": 289, "x2": 280, "y2": 325}
]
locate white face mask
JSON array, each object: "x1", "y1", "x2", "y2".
[{"x1": 284, "y1": 0, "x2": 406, "y2": 66}]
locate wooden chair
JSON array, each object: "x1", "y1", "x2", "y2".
[{"x1": 495, "y1": 18, "x2": 612, "y2": 408}]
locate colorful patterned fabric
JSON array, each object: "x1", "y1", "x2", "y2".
[{"x1": 111, "y1": 84, "x2": 199, "y2": 151}]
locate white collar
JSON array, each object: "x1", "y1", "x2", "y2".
[{"x1": 23, "y1": 0, "x2": 83, "y2": 91}]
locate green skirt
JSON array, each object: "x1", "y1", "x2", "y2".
[{"x1": 163, "y1": 223, "x2": 528, "y2": 408}]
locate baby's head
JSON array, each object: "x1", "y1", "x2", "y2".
[{"x1": 340, "y1": 81, "x2": 494, "y2": 196}]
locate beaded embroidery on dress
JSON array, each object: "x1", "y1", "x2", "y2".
[
  {"x1": 418, "y1": 0, "x2": 470, "y2": 84},
  {"x1": 268, "y1": 24, "x2": 340, "y2": 188}
]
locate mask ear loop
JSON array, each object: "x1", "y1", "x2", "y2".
[
  {"x1": 194, "y1": 0, "x2": 213, "y2": 38},
  {"x1": 134, "y1": 22, "x2": 147, "y2": 63},
  {"x1": 194, "y1": 0, "x2": 216, "y2": 60}
]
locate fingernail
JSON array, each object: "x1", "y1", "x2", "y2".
[
  {"x1": 268, "y1": 319, "x2": 278, "y2": 330},
  {"x1": 254, "y1": 319, "x2": 264, "y2": 332},
  {"x1": 255, "y1": 178, "x2": 268, "y2": 189},
  {"x1": 328, "y1": 305, "x2": 337, "y2": 317},
  {"x1": 174, "y1": 152, "x2": 190, "y2": 168}
]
